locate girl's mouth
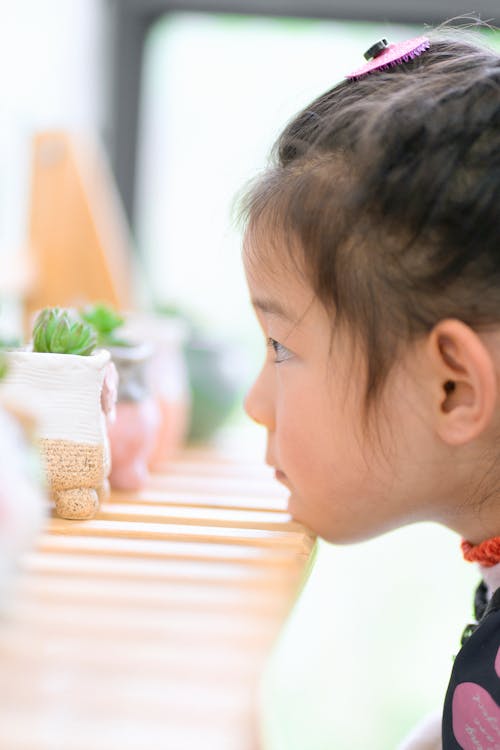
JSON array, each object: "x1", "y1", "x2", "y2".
[{"x1": 274, "y1": 469, "x2": 288, "y2": 484}]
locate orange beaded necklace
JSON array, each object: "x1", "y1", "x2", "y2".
[{"x1": 461, "y1": 537, "x2": 500, "y2": 568}]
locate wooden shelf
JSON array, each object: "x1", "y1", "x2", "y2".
[{"x1": 0, "y1": 448, "x2": 316, "y2": 750}]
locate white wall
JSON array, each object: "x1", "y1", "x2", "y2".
[{"x1": 0, "y1": 0, "x2": 109, "y2": 335}]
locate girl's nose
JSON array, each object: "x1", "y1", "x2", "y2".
[{"x1": 244, "y1": 365, "x2": 275, "y2": 431}]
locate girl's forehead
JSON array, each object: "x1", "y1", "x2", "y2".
[
  {"x1": 243, "y1": 226, "x2": 305, "y2": 285},
  {"x1": 244, "y1": 245, "x2": 317, "y2": 329},
  {"x1": 244, "y1": 241, "x2": 298, "y2": 298}
]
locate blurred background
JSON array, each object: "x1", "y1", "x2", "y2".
[{"x1": 1, "y1": 1, "x2": 499, "y2": 748}]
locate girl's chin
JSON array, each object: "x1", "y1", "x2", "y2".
[
  {"x1": 286, "y1": 492, "x2": 382, "y2": 544},
  {"x1": 286, "y1": 491, "x2": 308, "y2": 525}
]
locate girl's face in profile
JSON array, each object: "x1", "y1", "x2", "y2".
[{"x1": 243, "y1": 236, "x2": 446, "y2": 544}]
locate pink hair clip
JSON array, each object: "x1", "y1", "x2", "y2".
[{"x1": 346, "y1": 35, "x2": 430, "y2": 80}]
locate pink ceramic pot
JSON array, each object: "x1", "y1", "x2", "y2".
[
  {"x1": 106, "y1": 342, "x2": 160, "y2": 491},
  {"x1": 107, "y1": 397, "x2": 160, "y2": 490}
]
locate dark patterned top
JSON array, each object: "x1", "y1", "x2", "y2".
[{"x1": 442, "y1": 585, "x2": 500, "y2": 749}]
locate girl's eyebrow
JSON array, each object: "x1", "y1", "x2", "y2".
[{"x1": 251, "y1": 297, "x2": 295, "y2": 321}]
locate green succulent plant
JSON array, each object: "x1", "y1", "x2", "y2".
[
  {"x1": 81, "y1": 303, "x2": 130, "y2": 347},
  {"x1": 32, "y1": 307, "x2": 97, "y2": 355},
  {"x1": 0, "y1": 352, "x2": 7, "y2": 379}
]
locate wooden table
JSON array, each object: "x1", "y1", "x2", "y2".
[{"x1": 0, "y1": 447, "x2": 316, "y2": 750}]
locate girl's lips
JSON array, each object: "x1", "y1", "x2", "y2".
[{"x1": 274, "y1": 469, "x2": 288, "y2": 484}]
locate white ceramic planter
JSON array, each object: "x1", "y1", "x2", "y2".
[{"x1": 1, "y1": 349, "x2": 115, "y2": 519}]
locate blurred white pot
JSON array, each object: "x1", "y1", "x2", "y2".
[{"x1": 0, "y1": 402, "x2": 47, "y2": 605}]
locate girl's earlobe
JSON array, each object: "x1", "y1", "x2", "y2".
[{"x1": 429, "y1": 320, "x2": 497, "y2": 445}]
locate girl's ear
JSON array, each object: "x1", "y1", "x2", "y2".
[{"x1": 427, "y1": 319, "x2": 497, "y2": 445}]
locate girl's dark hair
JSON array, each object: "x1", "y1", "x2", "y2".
[{"x1": 240, "y1": 31, "x2": 500, "y2": 407}]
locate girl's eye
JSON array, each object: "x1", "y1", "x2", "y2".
[{"x1": 267, "y1": 337, "x2": 293, "y2": 364}]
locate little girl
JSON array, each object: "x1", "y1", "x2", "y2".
[{"x1": 240, "y1": 29, "x2": 500, "y2": 750}]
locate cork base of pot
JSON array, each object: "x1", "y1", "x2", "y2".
[{"x1": 38, "y1": 438, "x2": 107, "y2": 520}]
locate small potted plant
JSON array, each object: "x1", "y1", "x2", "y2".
[
  {"x1": 169, "y1": 310, "x2": 245, "y2": 443},
  {"x1": 0, "y1": 307, "x2": 117, "y2": 520},
  {"x1": 82, "y1": 303, "x2": 159, "y2": 490},
  {"x1": 121, "y1": 304, "x2": 190, "y2": 470}
]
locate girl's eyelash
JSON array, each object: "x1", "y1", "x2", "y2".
[{"x1": 267, "y1": 337, "x2": 292, "y2": 364}]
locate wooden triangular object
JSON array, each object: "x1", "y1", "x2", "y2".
[{"x1": 26, "y1": 131, "x2": 134, "y2": 331}]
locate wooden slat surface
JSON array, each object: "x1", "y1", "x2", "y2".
[{"x1": 0, "y1": 447, "x2": 316, "y2": 750}]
